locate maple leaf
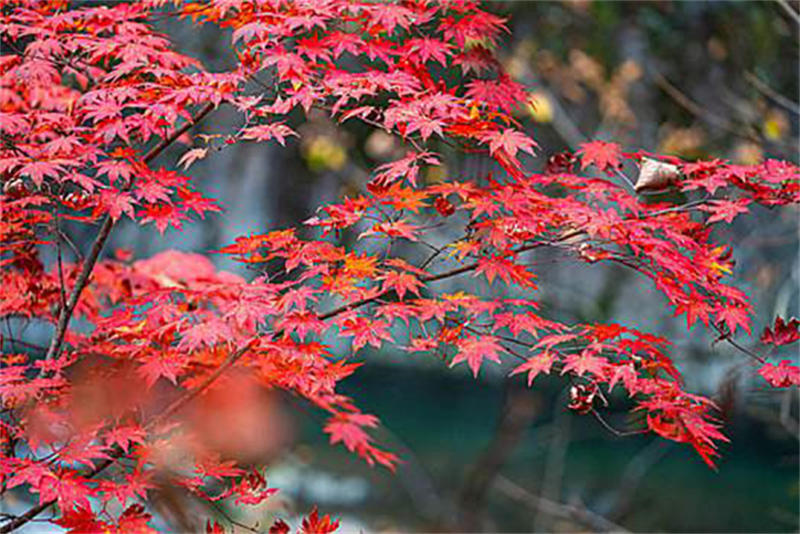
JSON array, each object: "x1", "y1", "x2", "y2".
[
  {"x1": 381, "y1": 184, "x2": 429, "y2": 213},
  {"x1": 451, "y1": 335, "x2": 505, "y2": 377},
  {"x1": 277, "y1": 310, "x2": 326, "y2": 339},
  {"x1": 324, "y1": 413, "x2": 376, "y2": 452},
  {"x1": 465, "y1": 75, "x2": 526, "y2": 114},
  {"x1": 19, "y1": 159, "x2": 67, "y2": 187},
  {"x1": 178, "y1": 187, "x2": 222, "y2": 218},
  {"x1": 104, "y1": 426, "x2": 146, "y2": 454},
  {"x1": 760, "y1": 316, "x2": 800, "y2": 346},
  {"x1": 359, "y1": 220, "x2": 419, "y2": 241},
  {"x1": 475, "y1": 255, "x2": 516, "y2": 285},
  {"x1": 561, "y1": 349, "x2": 607, "y2": 377},
  {"x1": 140, "y1": 203, "x2": 189, "y2": 234},
  {"x1": 479, "y1": 128, "x2": 538, "y2": 159},
  {"x1": 678, "y1": 410, "x2": 728, "y2": 469},
  {"x1": 301, "y1": 507, "x2": 340, "y2": 534},
  {"x1": 758, "y1": 360, "x2": 800, "y2": 387},
  {"x1": 590, "y1": 323, "x2": 627, "y2": 341},
  {"x1": 135, "y1": 180, "x2": 172, "y2": 204},
  {"x1": 674, "y1": 293, "x2": 712, "y2": 329},
  {"x1": 342, "y1": 252, "x2": 378, "y2": 278},
  {"x1": 242, "y1": 123, "x2": 298, "y2": 146},
  {"x1": 97, "y1": 190, "x2": 137, "y2": 221},
  {"x1": 493, "y1": 311, "x2": 554, "y2": 338},
  {"x1": 137, "y1": 352, "x2": 186, "y2": 387},
  {"x1": 117, "y1": 505, "x2": 157, "y2": 533},
  {"x1": 372, "y1": 151, "x2": 440, "y2": 188},
  {"x1": 700, "y1": 199, "x2": 751, "y2": 224},
  {"x1": 379, "y1": 270, "x2": 423, "y2": 300},
  {"x1": 715, "y1": 305, "x2": 751, "y2": 335},
  {"x1": 577, "y1": 140, "x2": 622, "y2": 172},
  {"x1": 232, "y1": 21, "x2": 269, "y2": 44},
  {"x1": 55, "y1": 506, "x2": 106, "y2": 533},
  {"x1": 96, "y1": 159, "x2": 133, "y2": 183},
  {"x1": 339, "y1": 317, "x2": 393, "y2": 351},
  {"x1": 405, "y1": 37, "x2": 452, "y2": 66},
  {"x1": 607, "y1": 363, "x2": 643, "y2": 395},
  {"x1": 178, "y1": 147, "x2": 209, "y2": 170},
  {"x1": 178, "y1": 318, "x2": 234, "y2": 352},
  {"x1": 38, "y1": 470, "x2": 94, "y2": 511},
  {"x1": 535, "y1": 333, "x2": 579, "y2": 349},
  {"x1": 510, "y1": 350, "x2": 556, "y2": 385},
  {"x1": 98, "y1": 471, "x2": 153, "y2": 507}
]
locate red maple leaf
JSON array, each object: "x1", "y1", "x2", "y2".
[
  {"x1": 561, "y1": 349, "x2": 607, "y2": 377},
  {"x1": 760, "y1": 316, "x2": 800, "y2": 346},
  {"x1": 339, "y1": 316, "x2": 393, "y2": 351},
  {"x1": 104, "y1": 426, "x2": 146, "y2": 454},
  {"x1": 242, "y1": 122, "x2": 298, "y2": 146},
  {"x1": 479, "y1": 128, "x2": 538, "y2": 159},
  {"x1": 379, "y1": 270, "x2": 423, "y2": 300},
  {"x1": 700, "y1": 199, "x2": 752, "y2": 224},
  {"x1": 577, "y1": 140, "x2": 622, "y2": 172},
  {"x1": 510, "y1": 350, "x2": 556, "y2": 385},
  {"x1": 451, "y1": 335, "x2": 505, "y2": 377},
  {"x1": 301, "y1": 507, "x2": 340, "y2": 534},
  {"x1": 758, "y1": 360, "x2": 800, "y2": 387},
  {"x1": 715, "y1": 305, "x2": 751, "y2": 335}
]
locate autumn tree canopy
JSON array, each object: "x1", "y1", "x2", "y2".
[{"x1": 0, "y1": 0, "x2": 798, "y2": 532}]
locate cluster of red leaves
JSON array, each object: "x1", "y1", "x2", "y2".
[{"x1": 0, "y1": 0, "x2": 798, "y2": 533}]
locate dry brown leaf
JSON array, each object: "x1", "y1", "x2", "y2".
[{"x1": 635, "y1": 157, "x2": 680, "y2": 192}]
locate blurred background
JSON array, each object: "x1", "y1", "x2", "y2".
[{"x1": 56, "y1": 1, "x2": 800, "y2": 532}]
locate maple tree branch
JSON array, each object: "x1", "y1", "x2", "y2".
[
  {"x1": 204, "y1": 499, "x2": 261, "y2": 534},
  {"x1": 53, "y1": 215, "x2": 67, "y2": 315},
  {"x1": 40, "y1": 102, "x2": 216, "y2": 367},
  {"x1": 711, "y1": 323, "x2": 767, "y2": 364},
  {"x1": 421, "y1": 236, "x2": 579, "y2": 284},
  {"x1": 589, "y1": 409, "x2": 647, "y2": 438},
  {"x1": 650, "y1": 69, "x2": 798, "y2": 152},
  {"x1": 775, "y1": 0, "x2": 800, "y2": 25},
  {"x1": 744, "y1": 70, "x2": 800, "y2": 115},
  {"x1": 494, "y1": 475, "x2": 630, "y2": 533}
]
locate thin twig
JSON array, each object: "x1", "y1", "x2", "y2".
[
  {"x1": 652, "y1": 69, "x2": 764, "y2": 146},
  {"x1": 744, "y1": 71, "x2": 800, "y2": 115},
  {"x1": 54, "y1": 215, "x2": 67, "y2": 316},
  {"x1": 590, "y1": 410, "x2": 647, "y2": 438}
]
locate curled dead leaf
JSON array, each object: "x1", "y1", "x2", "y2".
[{"x1": 635, "y1": 157, "x2": 680, "y2": 193}]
